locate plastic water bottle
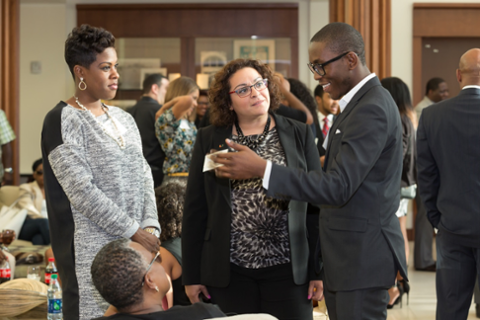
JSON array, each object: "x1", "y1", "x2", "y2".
[
  {"x1": 45, "y1": 257, "x2": 58, "y2": 285},
  {"x1": 0, "y1": 260, "x2": 11, "y2": 284},
  {"x1": 47, "y1": 274, "x2": 62, "y2": 320}
]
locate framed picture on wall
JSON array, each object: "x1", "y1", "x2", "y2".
[
  {"x1": 233, "y1": 39, "x2": 275, "y2": 70},
  {"x1": 140, "y1": 68, "x2": 168, "y2": 85}
]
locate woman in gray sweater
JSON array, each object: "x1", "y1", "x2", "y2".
[{"x1": 41, "y1": 25, "x2": 161, "y2": 320}]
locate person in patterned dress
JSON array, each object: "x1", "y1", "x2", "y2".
[{"x1": 155, "y1": 77, "x2": 199, "y2": 178}]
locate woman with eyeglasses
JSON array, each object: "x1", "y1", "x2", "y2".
[
  {"x1": 182, "y1": 59, "x2": 323, "y2": 320},
  {"x1": 16, "y1": 158, "x2": 50, "y2": 245}
]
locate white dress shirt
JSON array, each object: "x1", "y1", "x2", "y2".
[{"x1": 264, "y1": 73, "x2": 376, "y2": 190}]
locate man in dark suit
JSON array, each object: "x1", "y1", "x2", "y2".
[
  {"x1": 417, "y1": 48, "x2": 480, "y2": 320},
  {"x1": 215, "y1": 22, "x2": 407, "y2": 319},
  {"x1": 127, "y1": 73, "x2": 169, "y2": 187}
]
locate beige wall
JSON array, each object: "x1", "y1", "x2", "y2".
[{"x1": 19, "y1": 3, "x2": 72, "y2": 173}]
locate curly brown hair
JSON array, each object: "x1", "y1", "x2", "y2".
[
  {"x1": 155, "y1": 180, "x2": 186, "y2": 242},
  {"x1": 209, "y1": 59, "x2": 281, "y2": 127}
]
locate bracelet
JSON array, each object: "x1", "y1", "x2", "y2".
[{"x1": 144, "y1": 227, "x2": 160, "y2": 238}]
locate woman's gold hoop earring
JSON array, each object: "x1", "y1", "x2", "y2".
[{"x1": 78, "y1": 77, "x2": 87, "y2": 91}]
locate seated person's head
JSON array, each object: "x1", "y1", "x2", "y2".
[
  {"x1": 91, "y1": 239, "x2": 169, "y2": 313},
  {"x1": 155, "y1": 180, "x2": 186, "y2": 242},
  {"x1": 32, "y1": 158, "x2": 43, "y2": 186}
]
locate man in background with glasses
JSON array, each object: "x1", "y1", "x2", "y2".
[{"x1": 214, "y1": 22, "x2": 407, "y2": 320}]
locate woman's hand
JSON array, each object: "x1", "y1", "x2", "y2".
[
  {"x1": 185, "y1": 284, "x2": 211, "y2": 304},
  {"x1": 308, "y1": 280, "x2": 324, "y2": 301},
  {"x1": 131, "y1": 228, "x2": 160, "y2": 253}
]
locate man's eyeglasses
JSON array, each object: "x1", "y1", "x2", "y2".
[
  {"x1": 229, "y1": 79, "x2": 268, "y2": 98},
  {"x1": 307, "y1": 52, "x2": 350, "y2": 76},
  {"x1": 141, "y1": 251, "x2": 161, "y2": 287}
]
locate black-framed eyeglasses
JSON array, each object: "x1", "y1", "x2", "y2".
[
  {"x1": 307, "y1": 52, "x2": 350, "y2": 76},
  {"x1": 141, "y1": 251, "x2": 161, "y2": 287},
  {"x1": 229, "y1": 79, "x2": 268, "y2": 98}
]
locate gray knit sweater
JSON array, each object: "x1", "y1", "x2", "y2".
[{"x1": 42, "y1": 102, "x2": 160, "y2": 320}]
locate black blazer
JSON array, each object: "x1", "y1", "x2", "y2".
[
  {"x1": 182, "y1": 114, "x2": 321, "y2": 287},
  {"x1": 417, "y1": 88, "x2": 480, "y2": 247},
  {"x1": 267, "y1": 77, "x2": 408, "y2": 292}
]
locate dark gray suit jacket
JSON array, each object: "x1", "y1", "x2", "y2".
[
  {"x1": 267, "y1": 77, "x2": 408, "y2": 292},
  {"x1": 417, "y1": 87, "x2": 480, "y2": 248},
  {"x1": 182, "y1": 114, "x2": 322, "y2": 287}
]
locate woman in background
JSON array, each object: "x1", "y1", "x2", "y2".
[
  {"x1": 381, "y1": 77, "x2": 415, "y2": 308},
  {"x1": 41, "y1": 24, "x2": 160, "y2": 320},
  {"x1": 17, "y1": 159, "x2": 50, "y2": 245},
  {"x1": 156, "y1": 180, "x2": 190, "y2": 307},
  {"x1": 155, "y1": 77, "x2": 199, "y2": 177}
]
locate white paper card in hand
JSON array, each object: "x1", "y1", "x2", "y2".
[{"x1": 203, "y1": 149, "x2": 228, "y2": 172}]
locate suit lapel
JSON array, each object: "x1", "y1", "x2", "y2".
[
  {"x1": 324, "y1": 77, "x2": 381, "y2": 167},
  {"x1": 273, "y1": 114, "x2": 297, "y2": 169}
]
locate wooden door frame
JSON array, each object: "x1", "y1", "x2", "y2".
[{"x1": 412, "y1": 3, "x2": 480, "y2": 105}]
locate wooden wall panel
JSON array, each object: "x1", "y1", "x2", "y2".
[
  {"x1": 0, "y1": 0, "x2": 20, "y2": 185},
  {"x1": 77, "y1": 3, "x2": 299, "y2": 79},
  {"x1": 329, "y1": 0, "x2": 391, "y2": 79}
]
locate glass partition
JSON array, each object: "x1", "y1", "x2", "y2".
[{"x1": 195, "y1": 37, "x2": 291, "y2": 89}]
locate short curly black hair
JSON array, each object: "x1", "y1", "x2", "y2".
[
  {"x1": 209, "y1": 59, "x2": 281, "y2": 127},
  {"x1": 91, "y1": 239, "x2": 147, "y2": 311},
  {"x1": 65, "y1": 24, "x2": 115, "y2": 79},
  {"x1": 155, "y1": 180, "x2": 186, "y2": 242}
]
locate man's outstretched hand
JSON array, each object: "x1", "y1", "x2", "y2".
[{"x1": 213, "y1": 139, "x2": 267, "y2": 180}]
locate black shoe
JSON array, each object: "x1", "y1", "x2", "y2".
[
  {"x1": 475, "y1": 303, "x2": 479, "y2": 319},
  {"x1": 398, "y1": 279, "x2": 410, "y2": 305},
  {"x1": 387, "y1": 285, "x2": 404, "y2": 309},
  {"x1": 415, "y1": 263, "x2": 436, "y2": 272}
]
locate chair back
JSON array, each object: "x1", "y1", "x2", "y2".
[{"x1": 0, "y1": 186, "x2": 21, "y2": 207}]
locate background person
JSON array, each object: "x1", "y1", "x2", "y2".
[
  {"x1": 417, "y1": 48, "x2": 480, "y2": 320},
  {"x1": 182, "y1": 59, "x2": 323, "y2": 320},
  {"x1": 381, "y1": 77, "x2": 416, "y2": 308},
  {"x1": 155, "y1": 76, "x2": 199, "y2": 177},
  {"x1": 0, "y1": 109, "x2": 15, "y2": 186},
  {"x1": 155, "y1": 179, "x2": 190, "y2": 307},
  {"x1": 16, "y1": 158, "x2": 50, "y2": 245},
  {"x1": 195, "y1": 89, "x2": 209, "y2": 128},
  {"x1": 128, "y1": 73, "x2": 170, "y2": 188},
  {"x1": 415, "y1": 77, "x2": 449, "y2": 121},
  {"x1": 91, "y1": 239, "x2": 226, "y2": 320},
  {"x1": 41, "y1": 24, "x2": 161, "y2": 320}
]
